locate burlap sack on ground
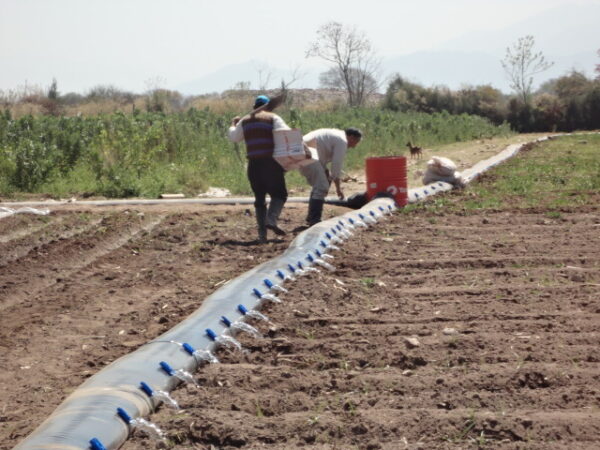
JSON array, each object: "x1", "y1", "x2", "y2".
[{"x1": 423, "y1": 156, "x2": 466, "y2": 187}]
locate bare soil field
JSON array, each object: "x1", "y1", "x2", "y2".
[{"x1": 1, "y1": 190, "x2": 599, "y2": 449}]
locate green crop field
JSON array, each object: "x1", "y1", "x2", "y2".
[{"x1": 0, "y1": 108, "x2": 512, "y2": 199}]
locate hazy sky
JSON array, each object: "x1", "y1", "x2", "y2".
[{"x1": 1, "y1": 0, "x2": 598, "y2": 94}]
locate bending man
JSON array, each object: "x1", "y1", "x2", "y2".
[
  {"x1": 300, "y1": 127, "x2": 363, "y2": 225},
  {"x1": 228, "y1": 95, "x2": 289, "y2": 243}
]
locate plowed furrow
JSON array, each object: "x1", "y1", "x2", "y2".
[
  {"x1": 0, "y1": 214, "x2": 105, "y2": 267},
  {"x1": 0, "y1": 214, "x2": 164, "y2": 311},
  {"x1": 0, "y1": 215, "x2": 64, "y2": 244},
  {"x1": 357, "y1": 256, "x2": 600, "y2": 271}
]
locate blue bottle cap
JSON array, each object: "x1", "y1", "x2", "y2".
[
  {"x1": 252, "y1": 288, "x2": 263, "y2": 298},
  {"x1": 221, "y1": 316, "x2": 232, "y2": 327},
  {"x1": 359, "y1": 213, "x2": 365, "y2": 219},
  {"x1": 370, "y1": 210, "x2": 376, "y2": 217},
  {"x1": 140, "y1": 381, "x2": 154, "y2": 397},
  {"x1": 331, "y1": 228, "x2": 337, "y2": 235},
  {"x1": 206, "y1": 328, "x2": 218, "y2": 341},
  {"x1": 379, "y1": 206, "x2": 385, "y2": 211},
  {"x1": 349, "y1": 218, "x2": 355, "y2": 224},
  {"x1": 182, "y1": 342, "x2": 195, "y2": 355},
  {"x1": 90, "y1": 438, "x2": 107, "y2": 450},
  {"x1": 424, "y1": 190, "x2": 429, "y2": 194},
  {"x1": 315, "y1": 249, "x2": 322, "y2": 257},
  {"x1": 287, "y1": 263, "x2": 296, "y2": 273},
  {"x1": 297, "y1": 261, "x2": 304, "y2": 269},
  {"x1": 264, "y1": 279, "x2": 274, "y2": 288},
  {"x1": 159, "y1": 361, "x2": 175, "y2": 376},
  {"x1": 388, "y1": 205, "x2": 392, "y2": 210},
  {"x1": 306, "y1": 254, "x2": 314, "y2": 262},
  {"x1": 320, "y1": 240, "x2": 327, "y2": 248},
  {"x1": 276, "y1": 270, "x2": 285, "y2": 280},
  {"x1": 336, "y1": 224, "x2": 342, "y2": 231},
  {"x1": 116, "y1": 407, "x2": 132, "y2": 424},
  {"x1": 238, "y1": 304, "x2": 248, "y2": 315},
  {"x1": 325, "y1": 232, "x2": 332, "y2": 239},
  {"x1": 338, "y1": 220, "x2": 344, "y2": 227}
]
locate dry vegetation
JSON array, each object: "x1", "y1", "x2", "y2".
[{"x1": 0, "y1": 85, "x2": 384, "y2": 118}]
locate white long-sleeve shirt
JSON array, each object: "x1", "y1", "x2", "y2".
[
  {"x1": 227, "y1": 113, "x2": 290, "y2": 143},
  {"x1": 302, "y1": 128, "x2": 348, "y2": 179}
]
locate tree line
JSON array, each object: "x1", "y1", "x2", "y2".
[
  {"x1": 384, "y1": 69, "x2": 600, "y2": 132},
  {"x1": 1, "y1": 22, "x2": 599, "y2": 133}
]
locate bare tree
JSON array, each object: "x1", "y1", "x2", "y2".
[
  {"x1": 254, "y1": 62, "x2": 274, "y2": 91},
  {"x1": 232, "y1": 81, "x2": 251, "y2": 91},
  {"x1": 306, "y1": 21, "x2": 380, "y2": 107},
  {"x1": 47, "y1": 78, "x2": 59, "y2": 100},
  {"x1": 280, "y1": 64, "x2": 305, "y2": 91},
  {"x1": 501, "y1": 35, "x2": 553, "y2": 104},
  {"x1": 279, "y1": 65, "x2": 306, "y2": 107},
  {"x1": 595, "y1": 49, "x2": 600, "y2": 80},
  {"x1": 319, "y1": 66, "x2": 377, "y2": 94}
]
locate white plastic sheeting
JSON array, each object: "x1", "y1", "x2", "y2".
[{"x1": 0, "y1": 206, "x2": 50, "y2": 220}]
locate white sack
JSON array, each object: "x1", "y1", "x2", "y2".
[
  {"x1": 422, "y1": 157, "x2": 466, "y2": 187},
  {"x1": 426, "y1": 156, "x2": 457, "y2": 177}
]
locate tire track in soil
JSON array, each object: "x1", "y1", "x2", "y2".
[
  {"x1": 0, "y1": 212, "x2": 165, "y2": 312},
  {"x1": 120, "y1": 209, "x2": 599, "y2": 449},
  {"x1": 0, "y1": 213, "x2": 103, "y2": 265},
  {"x1": 0, "y1": 214, "x2": 65, "y2": 244}
]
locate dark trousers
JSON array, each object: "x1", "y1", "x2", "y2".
[{"x1": 248, "y1": 157, "x2": 287, "y2": 208}]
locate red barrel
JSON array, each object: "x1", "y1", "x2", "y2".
[{"x1": 365, "y1": 156, "x2": 408, "y2": 206}]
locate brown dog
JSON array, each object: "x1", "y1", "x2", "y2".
[{"x1": 406, "y1": 142, "x2": 423, "y2": 159}]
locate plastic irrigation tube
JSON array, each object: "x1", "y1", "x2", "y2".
[
  {"x1": 0, "y1": 196, "x2": 340, "y2": 209},
  {"x1": 14, "y1": 135, "x2": 564, "y2": 449},
  {"x1": 14, "y1": 197, "x2": 396, "y2": 450}
]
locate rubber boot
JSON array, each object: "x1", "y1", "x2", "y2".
[
  {"x1": 255, "y1": 205, "x2": 268, "y2": 243},
  {"x1": 306, "y1": 198, "x2": 324, "y2": 226},
  {"x1": 266, "y1": 197, "x2": 286, "y2": 236}
]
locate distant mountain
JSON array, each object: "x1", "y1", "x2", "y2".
[
  {"x1": 383, "y1": 51, "x2": 505, "y2": 90},
  {"x1": 384, "y1": 4, "x2": 599, "y2": 92},
  {"x1": 176, "y1": 60, "x2": 322, "y2": 96},
  {"x1": 439, "y1": 3, "x2": 600, "y2": 56},
  {"x1": 177, "y1": 60, "x2": 264, "y2": 95},
  {"x1": 178, "y1": 4, "x2": 599, "y2": 96}
]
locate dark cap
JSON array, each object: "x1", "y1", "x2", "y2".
[{"x1": 345, "y1": 127, "x2": 363, "y2": 140}]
